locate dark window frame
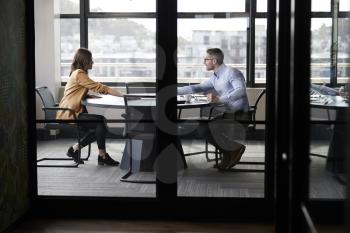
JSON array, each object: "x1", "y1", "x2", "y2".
[{"x1": 59, "y1": 0, "x2": 270, "y2": 87}]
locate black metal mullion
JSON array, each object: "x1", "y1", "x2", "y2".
[
  {"x1": 310, "y1": 12, "x2": 332, "y2": 17},
  {"x1": 330, "y1": 0, "x2": 339, "y2": 86},
  {"x1": 245, "y1": 0, "x2": 250, "y2": 13},
  {"x1": 80, "y1": 0, "x2": 88, "y2": 48},
  {"x1": 248, "y1": 0, "x2": 256, "y2": 87},
  {"x1": 275, "y1": 0, "x2": 291, "y2": 231},
  {"x1": 156, "y1": 0, "x2": 177, "y2": 199},
  {"x1": 265, "y1": 0, "x2": 276, "y2": 203},
  {"x1": 87, "y1": 12, "x2": 156, "y2": 18},
  {"x1": 177, "y1": 12, "x2": 249, "y2": 18},
  {"x1": 290, "y1": 0, "x2": 312, "y2": 231},
  {"x1": 59, "y1": 14, "x2": 80, "y2": 18},
  {"x1": 26, "y1": 0, "x2": 38, "y2": 200},
  {"x1": 338, "y1": 12, "x2": 350, "y2": 17},
  {"x1": 256, "y1": 12, "x2": 268, "y2": 18}
]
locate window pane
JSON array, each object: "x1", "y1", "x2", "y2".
[
  {"x1": 311, "y1": 0, "x2": 330, "y2": 12},
  {"x1": 60, "y1": 19, "x2": 80, "y2": 77},
  {"x1": 90, "y1": 0, "x2": 155, "y2": 12},
  {"x1": 311, "y1": 18, "x2": 332, "y2": 83},
  {"x1": 59, "y1": 0, "x2": 79, "y2": 14},
  {"x1": 88, "y1": 19, "x2": 156, "y2": 81},
  {"x1": 178, "y1": 18, "x2": 248, "y2": 84},
  {"x1": 257, "y1": 0, "x2": 267, "y2": 12},
  {"x1": 337, "y1": 18, "x2": 350, "y2": 84},
  {"x1": 339, "y1": 0, "x2": 350, "y2": 11},
  {"x1": 178, "y1": 0, "x2": 245, "y2": 12},
  {"x1": 255, "y1": 19, "x2": 267, "y2": 83}
]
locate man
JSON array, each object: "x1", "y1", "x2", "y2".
[{"x1": 178, "y1": 48, "x2": 249, "y2": 169}]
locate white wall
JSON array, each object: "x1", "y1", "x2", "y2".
[{"x1": 34, "y1": 0, "x2": 60, "y2": 119}]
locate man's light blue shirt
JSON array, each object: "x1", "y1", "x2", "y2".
[
  {"x1": 178, "y1": 64, "x2": 249, "y2": 112},
  {"x1": 311, "y1": 84, "x2": 338, "y2": 96}
]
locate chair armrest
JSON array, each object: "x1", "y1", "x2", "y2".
[
  {"x1": 208, "y1": 103, "x2": 225, "y2": 120},
  {"x1": 42, "y1": 107, "x2": 77, "y2": 119}
]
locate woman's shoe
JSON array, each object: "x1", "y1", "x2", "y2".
[
  {"x1": 98, "y1": 153, "x2": 120, "y2": 166},
  {"x1": 66, "y1": 147, "x2": 84, "y2": 164}
]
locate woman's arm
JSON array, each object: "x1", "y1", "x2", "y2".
[{"x1": 76, "y1": 71, "x2": 123, "y2": 96}]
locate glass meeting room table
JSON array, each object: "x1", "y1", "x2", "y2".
[
  {"x1": 82, "y1": 94, "x2": 211, "y2": 175},
  {"x1": 310, "y1": 95, "x2": 349, "y2": 183}
]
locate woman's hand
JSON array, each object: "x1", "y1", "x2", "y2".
[{"x1": 108, "y1": 88, "x2": 123, "y2": 97}]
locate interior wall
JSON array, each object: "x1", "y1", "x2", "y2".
[
  {"x1": 0, "y1": 0, "x2": 30, "y2": 231},
  {"x1": 34, "y1": 0, "x2": 60, "y2": 120}
]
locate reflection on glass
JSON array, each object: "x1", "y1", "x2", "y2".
[
  {"x1": 255, "y1": 19, "x2": 267, "y2": 83},
  {"x1": 257, "y1": 0, "x2": 267, "y2": 12},
  {"x1": 311, "y1": 18, "x2": 332, "y2": 83},
  {"x1": 90, "y1": 0, "x2": 155, "y2": 12},
  {"x1": 309, "y1": 84, "x2": 347, "y2": 200},
  {"x1": 177, "y1": 26, "x2": 265, "y2": 198},
  {"x1": 59, "y1": 0, "x2": 79, "y2": 14},
  {"x1": 178, "y1": 18, "x2": 248, "y2": 82},
  {"x1": 88, "y1": 18, "x2": 156, "y2": 80},
  {"x1": 339, "y1": 0, "x2": 350, "y2": 11},
  {"x1": 178, "y1": 0, "x2": 245, "y2": 12},
  {"x1": 60, "y1": 19, "x2": 80, "y2": 77},
  {"x1": 337, "y1": 18, "x2": 350, "y2": 84},
  {"x1": 311, "y1": 0, "x2": 331, "y2": 12}
]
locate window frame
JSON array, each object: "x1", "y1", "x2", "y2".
[
  {"x1": 59, "y1": 0, "x2": 349, "y2": 87},
  {"x1": 59, "y1": 0, "x2": 269, "y2": 87},
  {"x1": 310, "y1": 0, "x2": 350, "y2": 87}
]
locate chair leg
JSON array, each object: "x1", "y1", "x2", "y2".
[
  {"x1": 37, "y1": 158, "x2": 80, "y2": 168},
  {"x1": 81, "y1": 144, "x2": 91, "y2": 161},
  {"x1": 205, "y1": 141, "x2": 218, "y2": 162}
]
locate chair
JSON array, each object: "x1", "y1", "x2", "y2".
[
  {"x1": 210, "y1": 89, "x2": 266, "y2": 172},
  {"x1": 36, "y1": 86, "x2": 91, "y2": 167},
  {"x1": 178, "y1": 103, "x2": 225, "y2": 162},
  {"x1": 247, "y1": 89, "x2": 266, "y2": 131},
  {"x1": 126, "y1": 82, "x2": 156, "y2": 94},
  {"x1": 120, "y1": 94, "x2": 156, "y2": 183}
]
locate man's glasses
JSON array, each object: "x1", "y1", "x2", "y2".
[{"x1": 204, "y1": 58, "x2": 213, "y2": 61}]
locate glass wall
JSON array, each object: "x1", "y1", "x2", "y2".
[
  {"x1": 36, "y1": 0, "x2": 157, "y2": 198},
  {"x1": 88, "y1": 18, "x2": 156, "y2": 81},
  {"x1": 311, "y1": 18, "x2": 332, "y2": 84},
  {"x1": 176, "y1": 0, "x2": 266, "y2": 198},
  {"x1": 309, "y1": 0, "x2": 349, "y2": 200}
]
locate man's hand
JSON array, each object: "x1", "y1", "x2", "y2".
[{"x1": 207, "y1": 93, "x2": 220, "y2": 103}]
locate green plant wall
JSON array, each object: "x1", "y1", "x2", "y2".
[{"x1": 0, "y1": 0, "x2": 30, "y2": 231}]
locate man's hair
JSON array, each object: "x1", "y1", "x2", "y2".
[
  {"x1": 70, "y1": 48, "x2": 93, "y2": 75},
  {"x1": 206, "y1": 48, "x2": 224, "y2": 65}
]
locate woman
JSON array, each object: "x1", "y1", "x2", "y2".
[{"x1": 56, "y1": 48, "x2": 123, "y2": 166}]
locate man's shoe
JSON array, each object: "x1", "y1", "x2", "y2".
[
  {"x1": 98, "y1": 153, "x2": 120, "y2": 166},
  {"x1": 225, "y1": 145, "x2": 246, "y2": 169},
  {"x1": 66, "y1": 147, "x2": 84, "y2": 164},
  {"x1": 215, "y1": 151, "x2": 231, "y2": 169}
]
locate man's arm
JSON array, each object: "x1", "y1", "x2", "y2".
[
  {"x1": 311, "y1": 84, "x2": 338, "y2": 96},
  {"x1": 177, "y1": 79, "x2": 214, "y2": 95}
]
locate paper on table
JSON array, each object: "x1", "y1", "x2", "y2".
[{"x1": 86, "y1": 94, "x2": 124, "y2": 106}]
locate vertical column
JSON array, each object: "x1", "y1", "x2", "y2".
[{"x1": 156, "y1": 0, "x2": 178, "y2": 199}]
